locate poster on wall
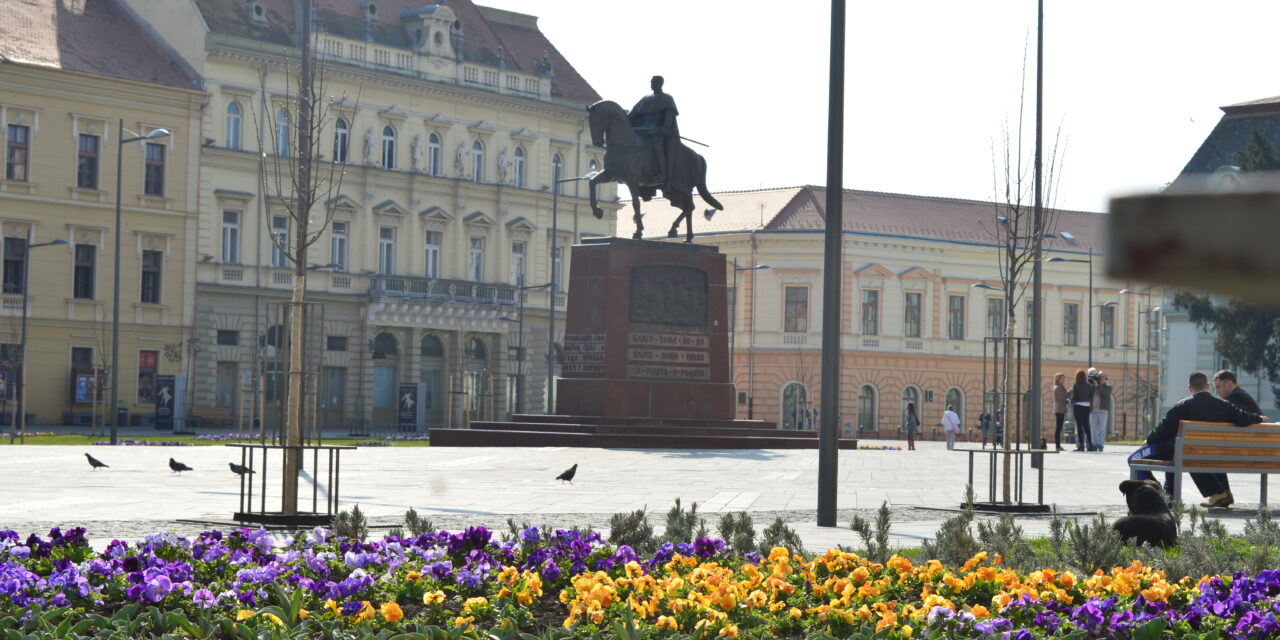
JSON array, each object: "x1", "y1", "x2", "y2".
[
  {"x1": 398, "y1": 383, "x2": 418, "y2": 431},
  {"x1": 154, "y1": 375, "x2": 176, "y2": 430}
]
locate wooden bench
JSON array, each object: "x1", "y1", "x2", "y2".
[
  {"x1": 1129, "y1": 420, "x2": 1280, "y2": 505},
  {"x1": 188, "y1": 406, "x2": 233, "y2": 429}
]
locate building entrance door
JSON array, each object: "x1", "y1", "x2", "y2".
[{"x1": 319, "y1": 367, "x2": 345, "y2": 428}]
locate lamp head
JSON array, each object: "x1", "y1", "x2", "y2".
[{"x1": 146, "y1": 128, "x2": 171, "y2": 140}]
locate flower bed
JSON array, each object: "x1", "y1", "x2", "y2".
[
  {"x1": 92, "y1": 439, "x2": 191, "y2": 447},
  {"x1": 2, "y1": 526, "x2": 1278, "y2": 639},
  {"x1": 858, "y1": 445, "x2": 902, "y2": 451}
]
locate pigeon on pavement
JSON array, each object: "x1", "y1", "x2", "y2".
[
  {"x1": 555, "y1": 463, "x2": 578, "y2": 483},
  {"x1": 229, "y1": 462, "x2": 255, "y2": 476},
  {"x1": 85, "y1": 453, "x2": 108, "y2": 470},
  {"x1": 169, "y1": 458, "x2": 193, "y2": 474}
]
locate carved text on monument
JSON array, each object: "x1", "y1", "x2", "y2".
[{"x1": 563, "y1": 333, "x2": 607, "y2": 374}]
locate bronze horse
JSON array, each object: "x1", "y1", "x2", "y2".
[{"x1": 586, "y1": 100, "x2": 723, "y2": 242}]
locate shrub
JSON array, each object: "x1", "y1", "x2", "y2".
[{"x1": 717, "y1": 511, "x2": 756, "y2": 556}]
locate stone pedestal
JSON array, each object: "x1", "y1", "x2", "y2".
[{"x1": 556, "y1": 238, "x2": 733, "y2": 420}]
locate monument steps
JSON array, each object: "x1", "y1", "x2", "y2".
[
  {"x1": 428, "y1": 425, "x2": 858, "y2": 449},
  {"x1": 467, "y1": 420, "x2": 830, "y2": 439},
  {"x1": 507, "y1": 414, "x2": 779, "y2": 430}
]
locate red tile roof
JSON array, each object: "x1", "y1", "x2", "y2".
[{"x1": 0, "y1": 0, "x2": 198, "y2": 89}]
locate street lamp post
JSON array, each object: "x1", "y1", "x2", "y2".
[
  {"x1": 110, "y1": 121, "x2": 170, "y2": 445},
  {"x1": 12, "y1": 238, "x2": 69, "y2": 444},
  {"x1": 546, "y1": 171, "x2": 599, "y2": 415},
  {"x1": 730, "y1": 259, "x2": 770, "y2": 418},
  {"x1": 503, "y1": 282, "x2": 552, "y2": 416}
]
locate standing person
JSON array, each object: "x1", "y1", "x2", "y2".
[
  {"x1": 941, "y1": 403, "x2": 961, "y2": 450},
  {"x1": 1052, "y1": 373, "x2": 1069, "y2": 451},
  {"x1": 1213, "y1": 370, "x2": 1264, "y2": 498},
  {"x1": 904, "y1": 401, "x2": 919, "y2": 450},
  {"x1": 1070, "y1": 369, "x2": 1094, "y2": 451},
  {"x1": 1090, "y1": 371, "x2": 1113, "y2": 452},
  {"x1": 978, "y1": 409, "x2": 993, "y2": 449}
]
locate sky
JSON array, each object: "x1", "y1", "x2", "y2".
[{"x1": 479, "y1": 0, "x2": 1280, "y2": 213}]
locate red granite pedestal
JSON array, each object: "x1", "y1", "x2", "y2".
[{"x1": 429, "y1": 238, "x2": 856, "y2": 449}]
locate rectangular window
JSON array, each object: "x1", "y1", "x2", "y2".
[
  {"x1": 1063, "y1": 302, "x2": 1079, "y2": 346},
  {"x1": 144, "y1": 142, "x2": 165, "y2": 196},
  {"x1": 551, "y1": 245, "x2": 563, "y2": 292},
  {"x1": 216, "y1": 330, "x2": 239, "y2": 346},
  {"x1": 511, "y1": 241, "x2": 526, "y2": 286},
  {"x1": 1147, "y1": 310, "x2": 1161, "y2": 351},
  {"x1": 378, "y1": 227, "x2": 395, "y2": 275},
  {"x1": 784, "y1": 286, "x2": 808, "y2": 333},
  {"x1": 70, "y1": 346, "x2": 96, "y2": 404},
  {"x1": 271, "y1": 215, "x2": 289, "y2": 268},
  {"x1": 77, "y1": 134, "x2": 99, "y2": 189},
  {"x1": 986, "y1": 297, "x2": 1004, "y2": 338},
  {"x1": 326, "y1": 336, "x2": 348, "y2": 351},
  {"x1": 424, "y1": 231, "x2": 441, "y2": 278},
  {"x1": 948, "y1": 295, "x2": 965, "y2": 340},
  {"x1": 3, "y1": 237, "x2": 27, "y2": 294},
  {"x1": 1100, "y1": 305, "x2": 1116, "y2": 349},
  {"x1": 1024, "y1": 301, "x2": 1036, "y2": 338},
  {"x1": 73, "y1": 244, "x2": 95, "y2": 299},
  {"x1": 860, "y1": 289, "x2": 879, "y2": 335},
  {"x1": 137, "y1": 350, "x2": 158, "y2": 404},
  {"x1": 221, "y1": 211, "x2": 240, "y2": 263},
  {"x1": 140, "y1": 250, "x2": 162, "y2": 303},
  {"x1": 903, "y1": 292, "x2": 922, "y2": 338},
  {"x1": 330, "y1": 221, "x2": 347, "y2": 270},
  {"x1": 469, "y1": 237, "x2": 484, "y2": 282},
  {"x1": 6, "y1": 125, "x2": 28, "y2": 181}
]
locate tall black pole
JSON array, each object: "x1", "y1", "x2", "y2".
[
  {"x1": 817, "y1": 0, "x2": 845, "y2": 527},
  {"x1": 548, "y1": 187, "x2": 559, "y2": 415},
  {"x1": 1086, "y1": 249, "x2": 1094, "y2": 367},
  {"x1": 110, "y1": 117, "x2": 124, "y2": 446},
  {"x1": 1029, "y1": 0, "x2": 1044, "y2": 456}
]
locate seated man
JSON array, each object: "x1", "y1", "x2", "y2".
[{"x1": 1135, "y1": 371, "x2": 1268, "y2": 508}]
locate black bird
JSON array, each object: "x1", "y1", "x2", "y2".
[
  {"x1": 229, "y1": 462, "x2": 255, "y2": 476},
  {"x1": 85, "y1": 453, "x2": 109, "y2": 470},
  {"x1": 555, "y1": 463, "x2": 578, "y2": 483},
  {"x1": 169, "y1": 457, "x2": 193, "y2": 474}
]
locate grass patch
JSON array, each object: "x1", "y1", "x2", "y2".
[{"x1": 0, "y1": 433, "x2": 429, "y2": 447}]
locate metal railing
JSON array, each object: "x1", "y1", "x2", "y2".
[{"x1": 368, "y1": 275, "x2": 518, "y2": 306}]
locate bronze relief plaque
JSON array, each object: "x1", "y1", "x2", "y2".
[{"x1": 629, "y1": 264, "x2": 707, "y2": 326}]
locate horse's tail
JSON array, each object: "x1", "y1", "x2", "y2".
[{"x1": 694, "y1": 155, "x2": 724, "y2": 211}]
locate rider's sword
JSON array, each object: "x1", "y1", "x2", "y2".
[{"x1": 679, "y1": 135, "x2": 709, "y2": 147}]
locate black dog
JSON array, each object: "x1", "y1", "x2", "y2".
[{"x1": 1112, "y1": 479, "x2": 1177, "y2": 547}]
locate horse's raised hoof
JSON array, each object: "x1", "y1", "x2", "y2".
[
  {"x1": 632, "y1": 232, "x2": 643, "y2": 240},
  {"x1": 667, "y1": 228, "x2": 678, "y2": 239},
  {"x1": 591, "y1": 207, "x2": 604, "y2": 220}
]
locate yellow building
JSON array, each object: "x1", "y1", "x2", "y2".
[
  {"x1": 122, "y1": 0, "x2": 617, "y2": 429},
  {"x1": 0, "y1": 0, "x2": 204, "y2": 426},
  {"x1": 628, "y1": 186, "x2": 1162, "y2": 442}
]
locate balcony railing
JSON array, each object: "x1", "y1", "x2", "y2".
[{"x1": 368, "y1": 275, "x2": 517, "y2": 306}]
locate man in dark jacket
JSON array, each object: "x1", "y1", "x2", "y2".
[
  {"x1": 1143, "y1": 371, "x2": 1268, "y2": 508},
  {"x1": 1212, "y1": 370, "x2": 1265, "y2": 500}
]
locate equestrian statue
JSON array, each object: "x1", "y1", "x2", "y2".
[{"x1": 588, "y1": 76, "x2": 723, "y2": 242}]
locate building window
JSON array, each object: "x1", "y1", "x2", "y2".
[
  {"x1": 986, "y1": 297, "x2": 1004, "y2": 338},
  {"x1": 71, "y1": 347, "x2": 96, "y2": 404},
  {"x1": 513, "y1": 146, "x2": 526, "y2": 188},
  {"x1": 140, "y1": 250, "x2": 162, "y2": 303},
  {"x1": 378, "y1": 227, "x2": 395, "y2": 275},
  {"x1": 468, "y1": 237, "x2": 485, "y2": 282},
  {"x1": 552, "y1": 153, "x2": 564, "y2": 193},
  {"x1": 216, "y1": 330, "x2": 239, "y2": 346},
  {"x1": 424, "y1": 230, "x2": 441, "y2": 278},
  {"x1": 857, "y1": 384, "x2": 878, "y2": 434},
  {"x1": 330, "y1": 221, "x2": 347, "y2": 270},
  {"x1": 274, "y1": 109, "x2": 290, "y2": 156},
  {"x1": 1100, "y1": 305, "x2": 1116, "y2": 349},
  {"x1": 511, "y1": 240, "x2": 526, "y2": 286},
  {"x1": 271, "y1": 215, "x2": 289, "y2": 268},
  {"x1": 946, "y1": 387, "x2": 965, "y2": 426},
  {"x1": 904, "y1": 291, "x2": 922, "y2": 338},
  {"x1": 333, "y1": 118, "x2": 349, "y2": 163},
  {"x1": 1063, "y1": 302, "x2": 1079, "y2": 346},
  {"x1": 427, "y1": 133, "x2": 441, "y2": 175},
  {"x1": 143, "y1": 142, "x2": 165, "y2": 196},
  {"x1": 381, "y1": 125, "x2": 396, "y2": 169},
  {"x1": 1024, "y1": 301, "x2": 1036, "y2": 338},
  {"x1": 421, "y1": 335, "x2": 444, "y2": 357},
  {"x1": 76, "y1": 134, "x2": 99, "y2": 189},
  {"x1": 948, "y1": 295, "x2": 965, "y2": 340},
  {"x1": 221, "y1": 210, "x2": 240, "y2": 263},
  {"x1": 860, "y1": 289, "x2": 879, "y2": 335},
  {"x1": 471, "y1": 140, "x2": 484, "y2": 182},
  {"x1": 1148, "y1": 310, "x2": 1161, "y2": 351},
  {"x1": 551, "y1": 244, "x2": 562, "y2": 292},
  {"x1": 784, "y1": 286, "x2": 808, "y2": 333},
  {"x1": 6, "y1": 124, "x2": 29, "y2": 181},
  {"x1": 3, "y1": 237, "x2": 27, "y2": 294},
  {"x1": 326, "y1": 336, "x2": 348, "y2": 352},
  {"x1": 226, "y1": 102, "x2": 242, "y2": 150},
  {"x1": 137, "y1": 350, "x2": 158, "y2": 404},
  {"x1": 73, "y1": 244, "x2": 95, "y2": 299}
]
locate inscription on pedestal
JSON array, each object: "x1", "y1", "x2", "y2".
[
  {"x1": 626, "y1": 332, "x2": 710, "y2": 380},
  {"x1": 563, "y1": 333, "x2": 606, "y2": 374}
]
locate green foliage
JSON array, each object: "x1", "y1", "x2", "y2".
[
  {"x1": 388, "y1": 507, "x2": 432, "y2": 539},
  {"x1": 921, "y1": 486, "x2": 980, "y2": 567},
  {"x1": 333, "y1": 503, "x2": 369, "y2": 541},
  {"x1": 976, "y1": 513, "x2": 1034, "y2": 570},
  {"x1": 759, "y1": 517, "x2": 806, "y2": 557},
  {"x1": 608, "y1": 506, "x2": 656, "y2": 554},
  {"x1": 1060, "y1": 514, "x2": 1129, "y2": 575},
  {"x1": 1172, "y1": 291, "x2": 1280, "y2": 396},
  {"x1": 1234, "y1": 130, "x2": 1280, "y2": 172},
  {"x1": 849, "y1": 502, "x2": 894, "y2": 563},
  {"x1": 716, "y1": 511, "x2": 756, "y2": 556},
  {"x1": 661, "y1": 498, "x2": 702, "y2": 544}
]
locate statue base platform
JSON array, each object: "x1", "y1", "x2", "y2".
[{"x1": 429, "y1": 414, "x2": 859, "y2": 449}]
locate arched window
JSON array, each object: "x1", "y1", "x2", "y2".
[
  {"x1": 274, "y1": 109, "x2": 289, "y2": 156},
  {"x1": 372, "y1": 332, "x2": 399, "y2": 359},
  {"x1": 263, "y1": 324, "x2": 284, "y2": 348},
  {"x1": 551, "y1": 153, "x2": 564, "y2": 193},
  {"x1": 427, "y1": 133, "x2": 441, "y2": 175},
  {"x1": 781, "y1": 382, "x2": 809, "y2": 430},
  {"x1": 420, "y1": 335, "x2": 445, "y2": 358},
  {"x1": 857, "y1": 384, "x2": 878, "y2": 436},
  {"x1": 381, "y1": 125, "x2": 396, "y2": 169},
  {"x1": 466, "y1": 337, "x2": 487, "y2": 361},
  {"x1": 901, "y1": 386, "x2": 920, "y2": 434},
  {"x1": 513, "y1": 146, "x2": 526, "y2": 188},
  {"x1": 225, "y1": 102, "x2": 242, "y2": 150},
  {"x1": 588, "y1": 157, "x2": 599, "y2": 173},
  {"x1": 946, "y1": 387, "x2": 965, "y2": 426},
  {"x1": 333, "y1": 118, "x2": 349, "y2": 163},
  {"x1": 471, "y1": 140, "x2": 484, "y2": 182}
]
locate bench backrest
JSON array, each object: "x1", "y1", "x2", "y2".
[{"x1": 1177, "y1": 420, "x2": 1280, "y2": 470}]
